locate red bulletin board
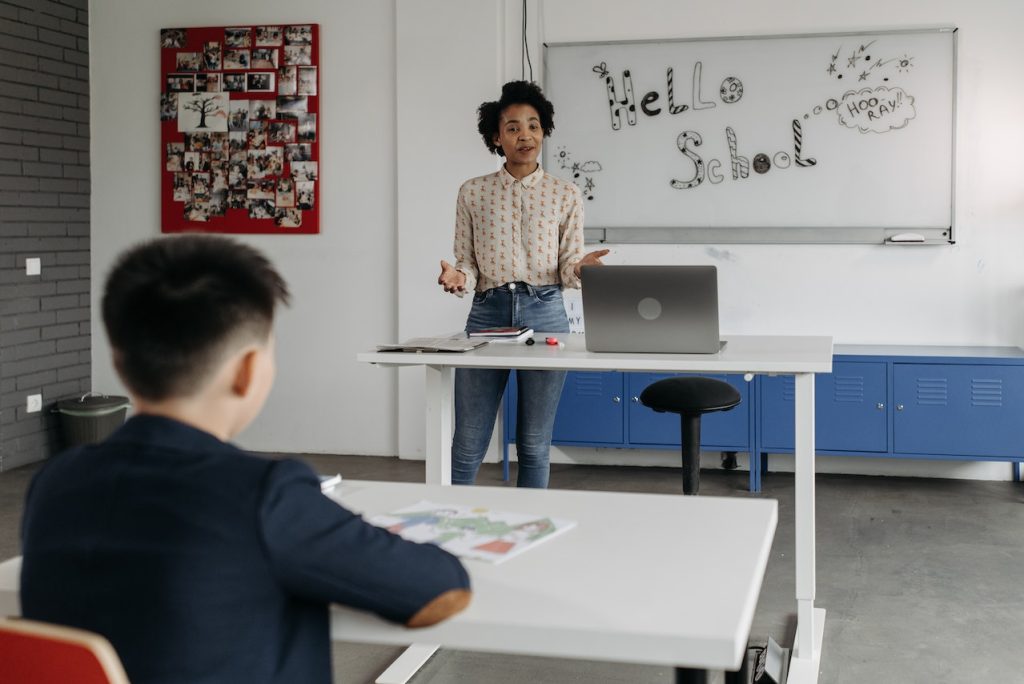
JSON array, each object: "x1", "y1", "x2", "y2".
[{"x1": 160, "y1": 24, "x2": 320, "y2": 234}]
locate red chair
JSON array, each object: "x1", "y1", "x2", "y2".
[{"x1": 0, "y1": 618, "x2": 130, "y2": 684}]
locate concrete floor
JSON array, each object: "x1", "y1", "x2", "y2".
[{"x1": 3, "y1": 455, "x2": 1023, "y2": 683}]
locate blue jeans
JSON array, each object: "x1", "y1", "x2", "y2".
[{"x1": 452, "y1": 283, "x2": 570, "y2": 488}]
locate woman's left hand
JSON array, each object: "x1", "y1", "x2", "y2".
[{"x1": 574, "y1": 249, "x2": 611, "y2": 278}]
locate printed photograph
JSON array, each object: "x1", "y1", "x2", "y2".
[
  {"x1": 223, "y1": 49, "x2": 250, "y2": 70},
  {"x1": 203, "y1": 41, "x2": 222, "y2": 70},
  {"x1": 296, "y1": 181, "x2": 315, "y2": 210},
  {"x1": 297, "y1": 66, "x2": 317, "y2": 96},
  {"x1": 283, "y1": 44, "x2": 312, "y2": 66},
  {"x1": 222, "y1": 73, "x2": 247, "y2": 92},
  {"x1": 274, "y1": 207, "x2": 302, "y2": 228},
  {"x1": 191, "y1": 172, "x2": 211, "y2": 201},
  {"x1": 290, "y1": 160, "x2": 318, "y2": 182},
  {"x1": 160, "y1": 92, "x2": 178, "y2": 120},
  {"x1": 228, "y1": 100, "x2": 249, "y2": 131},
  {"x1": 228, "y1": 131, "x2": 247, "y2": 153},
  {"x1": 160, "y1": 28, "x2": 186, "y2": 48},
  {"x1": 211, "y1": 164, "x2": 229, "y2": 193},
  {"x1": 251, "y1": 48, "x2": 278, "y2": 69},
  {"x1": 224, "y1": 27, "x2": 251, "y2": 48},
  {"x1": 246, "y1": 178, "x2": 276, "y2": 200},
  {"x1": 256, "y1": 25, "x2": 283, "y2": 47},
  {"x1": 296, "y1": 113, "x2": 316, "y2": 142},
  {"x1": 183, "y1": 151, "x2": 209, "y2": 172},
  {"x1": 185, "y1": 201, "x2": 211, "y2": 222},
  {"x1": 277, "y1": 66, "x2": 297, "y2": 96},
  {"x1": 208, "y1": 190, "x2": 227, "y2": 217},
  {"x1": 247, "y1": 147, "x2": 284, "y2": 178},
  {"x1": 247, "y1": 72, "x2": 275, "y2": 92},
  {"x1": 247, "y1": 121, "x2": 267, "y2": 149},
  {"x1": 195, "y1": 73, "x2": 221, "y2": 92},
  {"x1": 269, "y1": 121, "x2": 295, "y2": 144},
  {"x1": 277, "y1": 95, "x2": 307, "y2": 115},
  {"x1": 185, "y1": 131, "x2": 211, "y2": 151},
  {"x1": 228, "y1": 189, "x2": 247, "y2": 209},
  {"x1": 228, "y1": 159, "x2": 247, "y2": 188},
  {"x1": 285, "y1": 143, "x2": 311, "y2": 162},
  {"x1": 172, "y1": 173, "x2": 191, "y2": 202},
  {"x1": 249, "y1": 99, "x2": 276, "y2": 120},
  {"x1": 166, "y1": 74, "x2": 195, "y2": 93},
  {"x1": 276, "y1": 176, "x2": 295, "y2": 207},
  {"x1": 176, "y1": 52, "x2": 201, "y2": 71},
  {"x1": 285, "y1": 25, "x2": 312, "y2": 45},
  {"x1": 177, "y1": 92, "x2": 229, "y2": 133},
  {"x1": 248, "y1": 198, "x2": 275, "y2": 219},
  {"x1": 165, "y1": 142, "x2": 185, "y2": 171}
]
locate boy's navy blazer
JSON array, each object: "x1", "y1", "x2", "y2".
[{"x1": 20, "y1": 415, "x2": 470, "y2": 684}]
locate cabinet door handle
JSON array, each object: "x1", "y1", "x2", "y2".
[
  {"x1": 876, "y1": 403, "x2": 885, "y2": 410},
  {"x1": 612, "y1": 396, "x2": 621, "y2": 403},
  {"x1": 896, "y1": 404, "x2": 904, "y2": 411},
  {"x1": 631, "y1": 396, "x2": 640, "y2": 403}
]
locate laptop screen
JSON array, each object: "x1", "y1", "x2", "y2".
[{"x1": 580, "y1": 265, "x2": 722, "y2": 354}]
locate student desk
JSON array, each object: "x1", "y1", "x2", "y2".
[
  {"x1": 359, "y1": 334, "x2": 833, "y2": 683},
  {"x1": 0, "y1": 480, "x2": 778, "y2": 680}
]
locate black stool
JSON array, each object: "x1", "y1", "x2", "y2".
[{"x1": 640, "y1": 377, "x2": 742, "y2": 495}]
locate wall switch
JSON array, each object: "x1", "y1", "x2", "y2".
[
  {"x1": 27, "y1": 394, "x2": 42, "y2": 413},
  {"x1": 26, "y1": 257, "x2": 41, "y2": 276}
]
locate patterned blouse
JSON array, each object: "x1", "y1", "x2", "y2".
[{"x1": 453, "y1": 165, "x2": 585, "y2": 294}]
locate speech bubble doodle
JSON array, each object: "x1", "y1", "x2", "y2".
[{"x1": 837, "y1": 86, "x2": 915, "y2": 133}]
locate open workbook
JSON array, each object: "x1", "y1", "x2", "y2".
[{"x1": 369, "y1": 501, "x2": 576, "y2": 564}]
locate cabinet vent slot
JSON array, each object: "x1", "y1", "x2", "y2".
[
  {"x1": 573, "y1": 374, "x2": 605, "y2": 398},
  {"x1": 833, "y1": 375, "x2": 865, "y2": 403},
  {"x1": 971, "y1": 378, "x2": 1003, "y2": 407},
  {"x1": 915, "y1": 377, "x2": 948, "y2": 406},
  {"x1": 781, "y1": 376, "x2": 795, "y2": 402}
]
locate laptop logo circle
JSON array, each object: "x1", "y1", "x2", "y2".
[{"x1": 637, "y1": 297, "x2": 662, "y2": 320}]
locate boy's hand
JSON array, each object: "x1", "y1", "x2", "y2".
[
  {"x1": 573, "y1": 249, "x2": 611, "y2": 278},
  {"x1": 438, "y1": 260, "x2": 467, "y2": 294}
]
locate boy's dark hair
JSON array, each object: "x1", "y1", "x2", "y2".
[
  {"x1": 477, "y1": 80, "x2": 555, "y2": 156},
  {"x1": 102, "y1": 235, "x2": 290, "y2": 401}
]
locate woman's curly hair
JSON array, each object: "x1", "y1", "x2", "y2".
[{"x1": 477, "y1": 81, "x2": 555, "y2": 156}]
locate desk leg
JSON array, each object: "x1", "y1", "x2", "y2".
[
  {"x1": 424, "y1": 365, "x2": 453, "y2": 486},
  {"x1": 375, "y1": 643, "x2": 439, "y2": 684},
  {"x1": 789, "y1": 372, "x2": 824, "y2": 683}
]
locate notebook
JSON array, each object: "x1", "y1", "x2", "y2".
[
  {"x1": 376, "y1": 336, "x2": 488, "y2": 353},
  {"x1": 580, "y1": 265, "x2": 725, "y2": 354}
]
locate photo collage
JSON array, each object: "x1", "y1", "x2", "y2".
[{"x1": 160, "y1": 24, "x2": 319, "y2": 234}]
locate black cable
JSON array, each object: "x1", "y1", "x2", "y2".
[{"x1": 522, "y1": 0, "x2": 533, "y2": 82}]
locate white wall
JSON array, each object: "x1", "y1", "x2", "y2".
[
  {"x1": 91, "y1": 0, "x2": 1024, "y2": 480},
  {"x1": 90, "y1": 0, "x2": 399, "y2": 455}
]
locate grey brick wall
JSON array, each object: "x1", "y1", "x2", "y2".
[{"x1": 0, "y1": 0, "x2": 89, "y2": 472}]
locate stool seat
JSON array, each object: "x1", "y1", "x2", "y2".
[
  {"x1": 640, "y1": 376, "x2": 742, "y2": 495},
  {"x1": 640, "y1": 376, "x2": 742, "y2": 415}
]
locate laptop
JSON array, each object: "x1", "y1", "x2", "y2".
[{"x1": 580, "y1": 265, "x2": 725, "y2": 353}]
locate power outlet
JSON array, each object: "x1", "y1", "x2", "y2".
[{"x1": 26, "y1": 394, "x2": 42, "y2": 413}]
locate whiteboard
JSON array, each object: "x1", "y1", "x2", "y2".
[{"x1": 543, "y1": 28, "x2": 957, "y2": 244}]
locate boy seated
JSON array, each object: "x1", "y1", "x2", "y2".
[{"x1": 20, "y1": 236, "x2": 471, "y2": 683}]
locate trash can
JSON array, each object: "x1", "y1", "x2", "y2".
[{"x1": 55, "y1": 393, "x2": 131, "y2": 447}]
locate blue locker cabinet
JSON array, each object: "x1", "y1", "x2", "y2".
[
  {"x1": 507, "y1": 371, "x2": 624, "y2": 445},
  {"x1": 759, "y1": 361, "x2": 888, "y2": 453},
  {"x1": 893, "y1": 363, "x2": 1024, "y2": 458},
  {"x1": 627, "y1": 373, "x2": 750, "y2": 449}
]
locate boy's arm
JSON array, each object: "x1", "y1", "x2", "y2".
[{"x1": 258, "y1": 459, "x2": 471, "y2": 627}]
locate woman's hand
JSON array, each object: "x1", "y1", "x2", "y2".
[
  {"x1": 438, "y1": 260, "x2": 467, "y2": 294},
  {"x1": 573, "y1": 249, "x2": 611, "y2": 278}
]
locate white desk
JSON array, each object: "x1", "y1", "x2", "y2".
[
  {"x1": 359, "y1": 334, "x2": 833, "y2": 683},
  {"x1": 0, "y1": 482, "x2": 776, "y2": 678}
]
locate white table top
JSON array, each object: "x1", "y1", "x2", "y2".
[
  {"x1": 358, "y1": 334, "x2": 833, "y2": 374},
  {"x1": 327, "y1": 480, "x2": 778, "y2": 670}
]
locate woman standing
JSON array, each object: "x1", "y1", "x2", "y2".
[{"x1": 438, "y1": 81, "x2": 608, "y2": 488}]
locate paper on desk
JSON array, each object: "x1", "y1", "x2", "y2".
[{"x1": 370, "y1": 501, "x2": 575, "y2": 564}]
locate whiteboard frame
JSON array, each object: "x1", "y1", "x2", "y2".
[{"x1": 543, "y1": 27, "x2": 958, "y2": 246}]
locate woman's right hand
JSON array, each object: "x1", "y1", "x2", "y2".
[{"x1": 438, "y1": 260, "x2": 467, "y2": 294}]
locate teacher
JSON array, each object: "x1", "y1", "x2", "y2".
[{"x1": 438, "y1": 80, "x2": 609, "y2": 488}]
